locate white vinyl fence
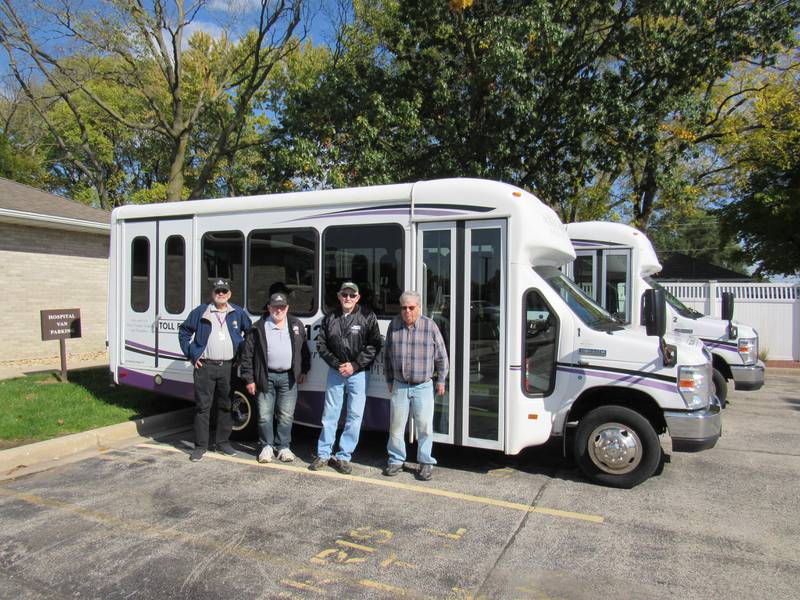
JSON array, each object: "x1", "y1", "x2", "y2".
[{"x1": 661, "y1": 281, "x2": 800, "y2": 361}]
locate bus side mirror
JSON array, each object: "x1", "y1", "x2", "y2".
[
  {"x1": 644, "y1": 289, "x2": 677, "y2": 367},
  {"x1": 721, "y1": 292, "x2": 734, "y2": 321},
  {"x1": 642, "y1": 289, "x2": 667, "y2": 338}
]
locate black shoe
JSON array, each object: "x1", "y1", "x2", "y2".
[
  {"x1": 308, "y1": 456, "x2": 328, "y2": 471},
  {"x1": 330, "y1": 458, "x2": 353, "y2": 474},
  {"x1": 383, "y1": 463, "x2": 403, "y2": 477},
  {"x1": 417, "y1": 464, "x2": 433, "y2": 481},
  {"x1": 190, "y1": 448, "x2": 205, "y2": 462},
  {"x1": 215, "y1": 442, "x2": 237, "y2": 456}
]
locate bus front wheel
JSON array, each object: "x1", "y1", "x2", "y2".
[
  {"x1": 712, "y1": 368, "x2": 728, "y2": 408},
  {"x1": 573, "y1": 406, "x2": 662, "y2": 489}
]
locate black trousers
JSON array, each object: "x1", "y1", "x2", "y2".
[{"x1": 193, "y1": 361, "x2": 233, "y2": 449}]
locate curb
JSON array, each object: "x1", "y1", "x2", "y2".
[{"x1": 0, "y1": 407, "x2": 194, "y2": 478}]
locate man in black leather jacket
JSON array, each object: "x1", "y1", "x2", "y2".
[{"x1": 309, "y1": 282, "x2": 382, "y2": 474}]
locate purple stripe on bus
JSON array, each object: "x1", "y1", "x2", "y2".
[
  {"x1": 293, "y1": 208, "x2": 466, "y2": 221},
  {"x1": 702, "y1": 341, "x2": 737, "y2": 353},
  {"x1": 118, "y1": 368, "x2": 194, "y2": 400},
  {"x1": 125, "y1": 340, "x2": 187, "y2": 360},
  {"x1": 558, "y1": 365, "x2": 676, "y2": 393}
]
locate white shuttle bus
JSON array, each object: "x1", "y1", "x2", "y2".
[
  {"x1": 108, "y1": 179, "x2": 720, "y2": 487},
  {"x1": 566, "y1": 221, "x2": 764, "y2": 405}
]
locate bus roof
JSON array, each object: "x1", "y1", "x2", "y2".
[{"x1": 566, "y1": 221, "x2": 662, "y2": 276}]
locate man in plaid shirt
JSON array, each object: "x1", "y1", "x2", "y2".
[{"x1": 383, "y1": 290, "x2": 449, "y2": 481}]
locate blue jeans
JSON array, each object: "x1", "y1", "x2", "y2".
[
  {"x1": 257, "y1": 371, "x2": 298, "y2": 451},
  {"x1": 387, "y1": 380, "x2": 436, "y2": 466},
  {"x1": 317, "y1": 368, "x2": 368, "y2": 462}
]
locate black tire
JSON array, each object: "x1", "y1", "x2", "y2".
[
  {"x1": 573, "y1": 406, "x2": 662, "y2": 489},
  {"x1": 712, "y1": 368, "x2": 728, "y2": 408},
  {"x1": 229, "y1": 389, "x2": 257, "y2": 440}
]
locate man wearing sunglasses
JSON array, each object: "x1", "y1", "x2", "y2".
[
  {"x1": 383, "y1": 290, "x2": 449, "y2": 481},
  {"x1": 179, "y1": 278, "x2": 252, "y2": 462},
  {"x1": 309, "y1": 282, "x2": 382, "y2": 474},
  {"x1": 239, "y1": 292, "x2": 310, "y2": 464}
]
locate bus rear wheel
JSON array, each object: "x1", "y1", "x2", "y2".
[
  {"x1": 573, "y1": 406, "x2": 662, "y2": 489},
  {"x1": 230, "y1": 390, "x2": 256, "y2": 440}
]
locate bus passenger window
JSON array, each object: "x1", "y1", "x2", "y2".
[
  {"x1": 201, "y1": 231, "x2": 244, "y2": 301},
  {"x1": 131, "y1": 236, "x2": 150, "y2": 312},
  {"x1": 523, "y1": 290, "x2": 557, "y2": 395},
  {"x1": 247, "y1": 229, "x2": 317, "y2": 316},
  {"x1": 323, "y1": 224, "x2": 403, "y2": 317},
  {"x1": 164, "y1": 235, "x2": 185, "y2": 314}
]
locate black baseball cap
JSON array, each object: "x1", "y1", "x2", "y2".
[
  {"x1": 212, "y1": 278, "x2": 231, "y2": 291},
  {"x1": 268, "y1": 292, "x2": 288, "y2": 307}
]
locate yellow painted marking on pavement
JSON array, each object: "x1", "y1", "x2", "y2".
[
  {"x1": 335, "y1": 539, "x2": 375, "y2": 552},
  {"x1": 359, "y1": 578, "x2": 408, "y2": 595},
  {"x1": 137, "y1": 443, "x2": 605, "y2": 524},
  {"x1": 423, "y1": 527, "x2": 466, "y2": 540},
  {"x1": 381, "y1": 553, "x2": 417, "y2": 569},
  {"x1": 0, "y1": 486, "x2": 419, "y2": 599}
]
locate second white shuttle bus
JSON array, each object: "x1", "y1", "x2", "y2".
[
  {"x1": 566, "y1": 221, "x2": 764, "y2": 405},
  {"x1": 108, "y1": 179, "x2": 720, "y2": 487}
]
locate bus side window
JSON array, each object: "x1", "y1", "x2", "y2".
[
  {"x1": 247, "y1": 229, "x2": 317, "y2": 316},
  {"x1": 202, "y1": 231, "x2": 244, "y2": 301},
  {"x1": 323, "y1": 224, "x2": 403, "y2": 317},
  {"x1": 523, "y1": 290, "x2": 558, "y2": 395},
  {"x1": 164, "y1": 235, "x2": 185, "y2": 314},
  {"x1": 131, "y1": 236, "x2": 150, "y2": 313}
]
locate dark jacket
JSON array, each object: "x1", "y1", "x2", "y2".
[
  {"x1": 178, "y1": 302, "x2": 252, "y2": 364},
  {"x1": 316, "y1": 305, "x2": 381, "y2": 372},
  {"x1": 239, "y1": 315, "x2": 310, "y2": 388}
]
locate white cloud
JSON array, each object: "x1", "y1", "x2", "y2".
[
  {"x1": 181, "y1": 20, "x2": 228, "y2": 44},
  {"x1": 208, "y1": 0, "x2": 263, "y2": 14}
]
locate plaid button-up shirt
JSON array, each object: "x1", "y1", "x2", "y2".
[{"x1": 384, "y1": 314, "x2": 449, "y2": 386}]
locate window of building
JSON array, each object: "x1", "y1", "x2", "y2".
[
  {"x1": 201, "y1": 231, "x2": 244, "y2": 301},
  {"x1": 323, "y1": 224, "x2": 403, "y2": 317},
  {"x1": 164, "y1": 235, "x2": 186, "y2": 314},
  {"x1": 248, "y1": 229, "x2": 317, "y2": 315},
  {"x1": 131, "y1": 236, "x2": 150, "y2": 312}
]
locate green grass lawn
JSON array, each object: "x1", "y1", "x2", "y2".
[{"x1": 0, "y1": 367, "x2": 191, "y2": 450}]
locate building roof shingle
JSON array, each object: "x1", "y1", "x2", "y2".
[{"x1": 0, "y1": 177, "x2": 110, "y2": 230}]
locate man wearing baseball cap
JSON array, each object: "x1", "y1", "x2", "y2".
[
  {"x1": 309, "y1": 282, "x2": 381, "y2": 474},
  {"x1": 179, "y1": 278, "x2": 252, "y2": 462},
  {"x1": 239, "y1": 291, "x2": 310, "y2": 463}
]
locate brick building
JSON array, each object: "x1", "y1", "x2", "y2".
[{"x1": 0, "y1": 178, "x2": 110, "y2": 363}]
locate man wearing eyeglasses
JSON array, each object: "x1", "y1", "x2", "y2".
[
  {"x1": 239, "y1": 292, "x2": 310, "y2": 464},
  {"x1": 383, "y1": 290, "x2": 449, "y2": 481},
  {"x1": 179, "y1": 278, "x2": 252, "y2": 462},
  {"x1": 309, "y1": 282, "x2": 382, "y2": 474}
]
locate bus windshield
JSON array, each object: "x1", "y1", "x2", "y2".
[
  {"x1": 536, "y1": 266, "x2": 624, "y2": 331},
  {"x1": 643, "y1": 276, "x2": 704, "y2": 319}
]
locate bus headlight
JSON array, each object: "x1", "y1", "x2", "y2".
[
  {"x1": 738, "y1": 337, "x2": 758, "y2": 366},
  {"x1": 678, "y1": 364, "x2": 711, "y2": 410}
]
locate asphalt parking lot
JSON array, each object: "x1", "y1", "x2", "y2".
[{"x1": 1, "y1": 371, "x2": 798, "y2": 600}]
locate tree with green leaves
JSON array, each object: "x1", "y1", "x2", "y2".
[{"x1": 0, "y1": 0, "x2": 305, "y2": 204}]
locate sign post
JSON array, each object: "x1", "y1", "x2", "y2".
[{"x1": 40, "y1": 309, "x2": 82, "y2": 382}]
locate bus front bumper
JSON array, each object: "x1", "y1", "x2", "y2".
[
  {"x1": 665, "y1": 397, "x2": 722, "y2": 453},
  {"x1": 731, "y1": 361, "x2": 765, "y2": 391}
]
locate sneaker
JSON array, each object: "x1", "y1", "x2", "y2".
[
  {"x1": 330, "y1": 458, "x2": 353, "y2": 475},
  {"x1": 258, "y1": 446, "x2": 274, "y2": 463},
  {"x1": 417, "y1": 464, "x2": 433, "y2": 481},
  {"x1": 276, "y1": 448, "x2": 296, "y2": 462},
  {"x1": 308, "y1": 456, "x2": 328, "y2": 471},
  {"x1": 383, "y1": 463, "x2": 403, "y2": 477},
  {"x1": 190, "y1": 448, "x2": 205, "y2": 462},
  {"x1": 216, "y1": 442, "x2": 237, "y2": 456}
]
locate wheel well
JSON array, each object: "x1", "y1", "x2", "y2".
[
  {"x1": 712, "y1": 354, "x2": 732, "y2": 380},
  {"x1": 567, "y1": 386, "x2": 667, "y2": 435}
]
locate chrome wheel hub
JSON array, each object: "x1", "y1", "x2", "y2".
[{"x1": 587, "y1": 422, "x2": 642, "y2": 475}]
